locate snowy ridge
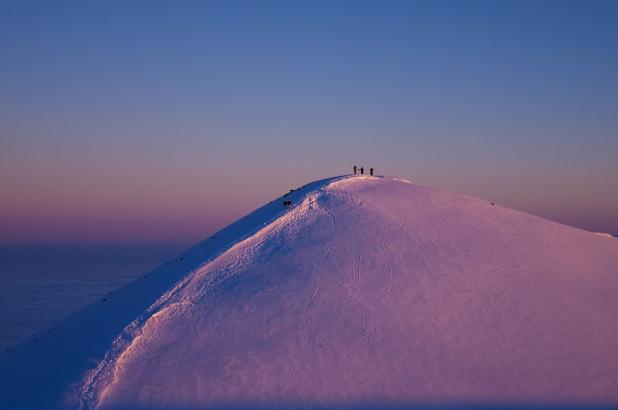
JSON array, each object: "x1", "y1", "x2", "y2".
[
  {"x1": 81, "y1": 186, "x2": 333, "y2": 408},
  {"x1": 82, "y1": 176, "x2": 387, "y2": 408},
  {"x1": 0, "y1": 175, "x2": 343, "y2": 409},
  {"x1": 81, "y1": 176, "x2": 618, "y2": 409}
]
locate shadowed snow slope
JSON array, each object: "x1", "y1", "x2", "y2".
[{"x1": 3, "y1": 176, "x2": 618, "y2": 410}]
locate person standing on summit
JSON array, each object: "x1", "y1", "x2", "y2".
[
  {"x1": 353, "y1": 165, "x2": 357, "y2": 175},
  {"x1": 370, "y1": 168, "x2": 374, "y2": 176},
  {"x1": 360, "y1": 166, "x2": 364, "y2": 175}
]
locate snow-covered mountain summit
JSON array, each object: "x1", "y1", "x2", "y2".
[{"x1": 3, "y1": 176, "x2": 618, "y2": 409}]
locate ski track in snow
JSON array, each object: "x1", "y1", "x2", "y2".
[
  {"x1": 301, "y1": 278, "x2": 320, "y2": 327},
  {"x1": 381, "y1": 266, "x2": 394, "y2": 296},
  {"x1": 303, "y1": 278, "x2": 320, "y2": 352}
]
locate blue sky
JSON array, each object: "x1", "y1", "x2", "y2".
[{"x1": 1, "y1": 0, "x2": 617, "y2": 243}]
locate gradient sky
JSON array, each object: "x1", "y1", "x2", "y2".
[{"x1": 1, "y1": 0, "x2": 617, "y2": 245}]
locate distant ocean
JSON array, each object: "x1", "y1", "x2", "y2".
[{"x1": 0, "y1": 243, "x2": 189, "y2": 351}]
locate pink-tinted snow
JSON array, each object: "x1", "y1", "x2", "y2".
[
  {"x1": 2, "y1": 176, "x2": 618, "y2": 410},
  {"x1": 84, "y1": 176, "x2": 618, "y2": 409}
]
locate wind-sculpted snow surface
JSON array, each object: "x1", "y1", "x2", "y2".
[
  {"x1": 79, "y1": 176, "x2": 618, "y2": 409},
  {"x1": 2, "y1": 176, "x2": 618, "y2": 409}
]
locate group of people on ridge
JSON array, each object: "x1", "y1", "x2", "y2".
[{"x1": 353, "y1": 165, "x2": 374, "y2": 176}]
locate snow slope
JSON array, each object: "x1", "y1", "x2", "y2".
[
  {"x1": 0, "y1": 177, "x2": 339, "y2": 409},
  {"x1": 3, "y1": 176, "x2": 618, "y2": 409}
]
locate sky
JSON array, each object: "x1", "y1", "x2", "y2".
[{"x1": 1, "y1": 0, "x2": 617, "y2": 245}]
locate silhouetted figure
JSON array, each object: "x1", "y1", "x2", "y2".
[
  {"x1": 353, "y1": 165, "x2": 357, "y2": 175},
  {"x1": 370, "y1": 168, "x2": 374, "y2": 176},
  {"x1": 360, "y1": 167, "x2": 364, "y2": 175}
]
